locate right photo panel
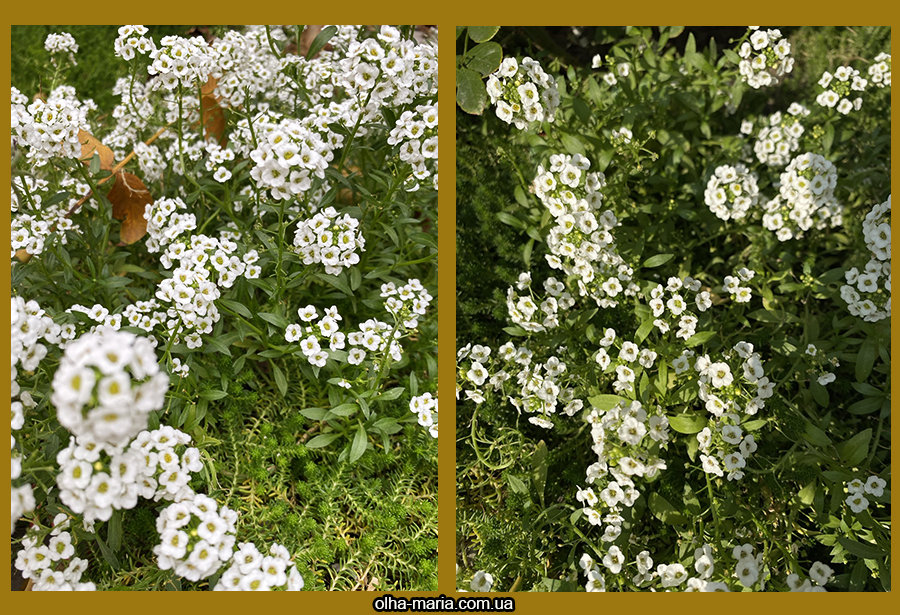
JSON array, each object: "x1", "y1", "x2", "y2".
[{"x1": 456, "y1": 26, "x2": 891, "y2": 592}]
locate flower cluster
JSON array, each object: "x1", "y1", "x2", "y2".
[
  {"x1": 14, "y1": 515, "x2": 96, "y2": 591},
  {"x1": 594, "y1": 330, "x2": 663, "y2": 394},
  {"x1": 787, "y1": 562, "x2": 833, "y2": 592},
  {"x1": 409, "y1": 393, "x2": 438, "y2": 438},
  {"x1": 816, "y1": 66, "x2": 866, "y2": 114},
  {"x1": 470, "y1": 570, "x2": 493, "y2": 592},
  {"x1": 763, "y1": 152, "x2": 840, "y2": 241},
  {"x1": 647, "y1": 276, "x2": 709, "y2": 339},
  {"x1": 689, "y1": 343, "x2": 770, "y2": 481},
  {"x1": 12, "y1": 86, "x2": 95, "y2": 167},
  {"x1": 347, "y1": 319, "x2": 403, "y2": 366},
  {"x1": 844, "y1": 475, "x2": 887, "y2": 513},
  {"x1": 291, "y1": 206, "x2": 366, "y2": 275},
  {"x1": 722, "y1": 267, "x2": 755, "y2": 304},
  {"x1": 381, "y1": 278, "x2": 432, "y2": 329},
  {"x1": 245, "y1": 112, "x2": 338, "y2": 201},
  {"x1": 154, "y1": 493, "x2": 238, "y2": 582},
  {"x1": 387, "y1": 101, "x2": 438, "y2": 190},
  {"x1": 841, "y1": 195, "x2": 890, "y2": 322},
  {"x1": 486, "y1": 57, "x2": 559, "y2": 129},
  {"x1": 505, "y1": 273, "x2": 574, "y2": 333},
  {"x1": 704, "y1": 164, "x2": 760, "y2": 221},
  {"x1": 130, "y1": 426, "x2": 203, "y2": 502},
  {"x1": 214, "y1": 542, "x2": 305, "y2": 591},
  {"x1": 285, "y1": 305, "x2": 345, "y2": 367},
  {"x1": 147, "y1": 34, "x2": 218, "y2": 92},
  {"x1": 736, "y1": 28, "x2": 794, "y2": 88},
  {"x1": 44, "y1": 32, "x2": 79, "y2": 65},
  {"x1": 56, "y1": 436, "x2": 144, "y2": 522},
  {"x1": 867, "y1": 53, "x2": 891, "y2": 88},
  {"x1": 144, "y1": 196, "x2": 197, "y2": 253},
  {"x1": 51, "y1": 329, "x2": 168, "y2": 446},
  {"x1": 752, "y1": 106, "x2": 808, "y2": 167},
  {"x1": 577, "y1": 401, "x2": 669, "y2": 539},
  {"x1": 113, "y1": 25, "x2": 155, "y2": 61},
  {"x1": 157, "y1": 234, "x2": 260, "y2": 349},
  {"x1": 533, "y1": 153, "x2": 637, "y2": 307}
]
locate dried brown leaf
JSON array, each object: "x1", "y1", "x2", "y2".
[
  {"x1": 107, "y1": 171, "x2": 152, "y2": 245},
  {"x1": 78, "y1": 129, "x2": 116, "y2": 171}
]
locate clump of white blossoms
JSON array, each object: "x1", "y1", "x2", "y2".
[
  {"x1": 157, "y1": 234, "x2": 260, "y2": 349},
  {"x1": 14, "y1": 515, "x2": 96, "y2": 591},
  {"x1": 506, "y1": 272, "x2": 574, "y2": 333},
  {"x1": 51, "y1": 328, "x2": 168, "y2": 447},
  {"x1": 113, "y1": 25, "x2": 155, "y2": 61},
  {"x1": 646, "y1": 276, "x2": 709, "y2": 339},
  {"x1": 387, "y1": 101, "x2": 438, "y2": 190},
  {"x1": 409, "y1": 393, "x2": 438, "y2": 438},
  {"x1": 284, "y1": 304, "x2": 345, "y2": 368},
  {"x1": 292, "y1": 206, "x2": 365, "y2": 275},
  {"x1": 147, "y1": 34, "x2": 219, "y2": 92},
  {"x1": 787, "y1": 561, "x2": 833, "y2": 592},
  {"x1": 736, "y1": 27, "x2": 794, "y2": 88},
  {"x1": 752, "y1": 105, "x2": 809, "y2": 167},
  {"x1": 841, "y1": 195, "x2": 891, "y2": 322},
  {"x1": 242, "y1": 111, "x2": 339, "y2": 202},
  {"x1": 844, "y1": 475, "x2": 887, "y2": 513},
  {"x1": 762, "y1": 152, "x2": 840, "y2": 241},
  {"x1": 56, "y1": 436, "x2": 144, "y2": 522},
  {"x1": 214, "y1": 542, "x2": 305, "y2": 591},
  {"x1": 723, "y1": 267, "x2": 755, "y2": 304},
  {"x1": 577, "y1": 400, "x2": 669, "y2": 542},
  {"x1": 12, "y1": 86, "x2": 96, "y2": 167},
  {"x1": 688, "y1": 342, "x2": 770, "y2": 481},
  {"x1": 44, "y1": 32, "x2": 79, "y2": 66},
  {"x1": 130, "y1": 426, "x2": 204, "y2": 502},
  {"x1": 816, "y1": 66, "x2": 867, "y2": 114},
  {"x1": 144, "y1": 196, "x2": 197, "y2": 253},
  {"x1": 704, "y1": 163, "x2": 760, "y2": 221},
  {"x1": 154, "y1": 493, "x2": 238, "y2": 582},
  {"x1": 867, "y1": 52, "x2": 891, "y2": 88},
  {"x1": 381, "y1": 278, "x2": 432, "y2": 329},
  {"x1": 533, "y1": 153, "x2": 636, "y2": 307},
  {"x1": 486, "y1": 56, "x2": 560, "y2": 129},
  {"x1": 12, "y1": 176, "x2": 80, "y2": 258}
]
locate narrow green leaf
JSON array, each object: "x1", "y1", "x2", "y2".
[
  {"x1": 306, "y1": 433, "x2": 340, "y2": 449},
  {"x1": 649, "y1": 492, "x2": 688, "y2": 525},
  {"x1": 668, "y1": 414, "x2": 707, "y2": 434},
  {"x1": 837, "y1": 536, "x2": 884, "y2": 559},
  {"x1": 272, "y1": 363, "x2": 288, "y2": 397},
  {"x1": 306, "y1": 26, "x2": 337, "y2": 60},
  {"x1": 588, "y1": 394, "x2": 628, "y2": 411},
  {"x1": 350, "y1": 422, "x2": 368, "y2": 462},
  {"x1": 642, "y1": 253, "x2": 674, "y2": 268}
]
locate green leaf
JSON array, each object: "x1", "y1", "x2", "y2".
[
  {"x1": 219, "y1": 299, "x2": 253, "y2": 320},
  {"x1": 377, "y1": 387, "x2": 405, "y2": 402},
  {"x1": 560, "y1": 133, "x2": 585, "y2": 155},
  {"x1": 849, "y1": 559, "x2": 868, "y2": 592},
  {"x1": 507, "y1": 474, "x2": 528, "y2": 495},
  {"x1": 89, "y1": 152, "x2": 101, "y2": 175},
  {"x1": 95, "y1": 533, "x2": 120, "y2": 570},
  {"x1": 457, "y1": 67, "x2": 487, "y2": 115},
  {"x1": 107, "y1": 510, "x2": 123, "y2": 552},
  {"x1": 306, "y1": 433, "x2": 340, "y2": 449},
  {"x1": 329, "y1": 402, "x2": 358, "y2": 417},
  {"x1": 635, "y1": 319, "x2": 654, "y2": 344},
  {"x1": 847, "y1": 396, "x2": 882, "y2": 415},
  {"x1": 372, "y1": 417, "x2": 403, "y2": 435},
  {"x1": 723, "y1": 48, "x2": 740, "y2": 64},
  {"x1": 798, "y1": 481, "x2": 816, "y2": 505},
  {"x1": 803, "y1": 422, "x2": 832, "y2": 447},
  {"x1": 684, "y1": 331, "x2": 716, "y2": 348},
  {"x1": 464, "y1": 42, "x2": 503, "y2": 76},
  {"x1": 838, "y1": 428, "x2": 872, "y2": 467},
  {"x1": 648, "y1": 492, "x2": 688, "y2": 525},
  {"x1": 467, "y1": 26, "x2": 500, "y2": 43},
  {"x1": 314, "y1": 272, "x2": 353, "y2": 297},
  {"x1": 741, "y1": 418, "x2": 767, "y2": 431},
  {"x1": 349, "y1": 422, "x2": 367, "y2": 462},
  {"x1": 497, "y1": 211, "x2": 527, "y2": 229},
  {"x1": 258, "y1": 311, "x2": 289, "y2": 329},
  {"x1": 837, "y1": 536, "x2": 884, "y2": 559},
  {"x1": 531, "y1": 440, "x2": 548, "y2": 507},
  {"x1": 272, "y1": 363, "x2": 288, "y2": 397},
  {"x1": 668, "y1": 413, "x2": 707, "y2": 434},
  {"x1": 642, "y1": 253, "x2": 674, "y2": 268},
  {"x1": 810, "y1": 380, "x2": 829, "y2": 408},
  {"x1": 856, "y1": 337, "x2": 877, "y2": 382},
  {"x1": 199, "y1": 389, "x2": 228, "y2": 401},
  {"x1": 300, "y1": 407, "x2": 328, "y2": 420},
  {"x1": 306, "y1": 25, "x2": 337, "y2": 60},
  {"x1": 588, "y1": 394, "x2": 627, "y2": 411}
]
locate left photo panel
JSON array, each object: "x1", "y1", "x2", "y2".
[{"x1": 10, "y1": 25, "x2": 438, "y2": 591}]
